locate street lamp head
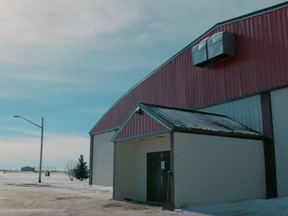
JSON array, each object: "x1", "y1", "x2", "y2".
[{"x1": 14, "y1": 115, "x2": 20, "y2": 118}]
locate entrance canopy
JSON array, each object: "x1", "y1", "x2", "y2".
[{"x1": 112, "y1": 103, "x2": 263, "y2": 142}]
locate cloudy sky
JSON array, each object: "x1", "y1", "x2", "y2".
[{"x1": 0, "y1": 0, "x2": 286, "y2": 170}]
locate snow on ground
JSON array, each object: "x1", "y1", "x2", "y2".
[
  {"x1": 1, "y1": 171, "x2": 288, "y2": 216},
  {"x1": 0, "y1": 171, "x2": 203, "y2": 216},
  {"x1": 0, "y1": 171, "x2": 112, "y2": 194},
  {"x1": 184, "y1": 198, "x2": 288, "y2": 216}
]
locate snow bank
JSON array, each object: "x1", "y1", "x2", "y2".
[
  {"x1": 184, "y1": 197, "x2": 288, "y2": 216},
  {"x1": 0, "y1": 171, "x2": 112, "y2": 194}
]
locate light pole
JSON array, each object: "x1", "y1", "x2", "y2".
[{"x1": 14, "y1": 115, "x2": 44, "y2": 183}]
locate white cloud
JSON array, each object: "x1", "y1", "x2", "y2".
[
  {"x1": 0, "y1": 0, "x2": 285, "y2": 63},
  {"x1": 0, "y1": 0, "x2": 153, "y2": 99},
  {"x1": 0, "y1": 0, "x2": 143, "y2": 63}
]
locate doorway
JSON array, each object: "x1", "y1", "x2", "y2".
[{"x1": 147, "y1": 151, "x2": 170, "y2": 203}]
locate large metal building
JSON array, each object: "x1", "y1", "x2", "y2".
[{"x1": 89, "y1": 2, "x2": 288, "y2": 208}]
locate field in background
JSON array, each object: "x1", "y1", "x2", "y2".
[{"x1": 0, "y1": 171, "x2": 111, "y2": 193}]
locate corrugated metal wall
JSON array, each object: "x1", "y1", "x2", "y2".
[
  {"x1": 91, "y1": 4, "x2": 288, "y2": 134},
  {"x1": 199, "y1": 95, "x2": 263, "y2": 133},
  {"x1": 114, "y1": 111, "x2": 168, "y2": 141}
]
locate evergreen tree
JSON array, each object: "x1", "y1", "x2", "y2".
[{"x1": 74, "y1": 154, "x2": 89, "y2": 181}]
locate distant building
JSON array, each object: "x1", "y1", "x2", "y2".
[{"x1": 21, "y1": 166, "x2": 35, "y2": 172}]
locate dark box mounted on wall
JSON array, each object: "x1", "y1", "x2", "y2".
[
  {"x1": 192, "y1": 31, "x2": 236, "y2": 67},
  {"x1": 207, "y1": 31, "x2": 236, "y2": 62},
  {"x1": 192, "y1": 37, "x2": 211, "y2": 67}
]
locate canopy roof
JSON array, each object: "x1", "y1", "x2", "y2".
[{"x1": 112, "y1": 103, "x2": 263, "y2": 142}]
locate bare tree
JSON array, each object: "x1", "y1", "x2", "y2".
[{"x1": 65, "y1": 160, "x2": 76, "y2": 181}]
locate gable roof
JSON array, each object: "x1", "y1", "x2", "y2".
[
  {"x1": 90, "y1": 2, "x2": 288, "y2": 135},
  {"x1": 112, "y1": 103, "x2": 263, "y2": 142}
]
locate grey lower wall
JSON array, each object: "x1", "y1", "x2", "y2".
[
  {"x1": 173, "y1": 133, "x2": 266, "y2": 207},
  {"x1": 271, "y1": 87, "x2": 288, "y2": 197},
  {"x1": 91, "y1": 131, "x2": 115, "y2": 186},
  {"x1": 199, "y1": 95, "x2": 263, "y2": 133},
  {"x1": 198, "y1": 87, "x2": 288, "y2": 199}
]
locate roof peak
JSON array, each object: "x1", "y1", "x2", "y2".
[{"x1": 112, "y1": 102, "x2": 263, "y2": 142}]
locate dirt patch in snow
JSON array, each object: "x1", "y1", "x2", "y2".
[{"x1": 0, "y1": 172, "x2": 199, "y2": 216}]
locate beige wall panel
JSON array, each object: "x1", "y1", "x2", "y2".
[
  {"x1": 92, "y1": 131, "x2": 115, "y2": 186},
  {"x1": 174, "y1": 133, "x2": 266, "y2": 207},
  {"x1": 114, "y1": 135, "x2": 170, "y2": 202}
]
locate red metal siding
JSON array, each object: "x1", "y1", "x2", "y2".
[
  {"x1": 91, "y1": 5, "x2": 288, "y2": 134},
  {"x1": 114, "y1": 112, "x2": 168, "y2": 141}
]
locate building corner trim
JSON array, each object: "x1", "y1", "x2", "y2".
[
  {"x1": 261, "y1": 92, "x2": 278, "y2": 198},
  {"x1": 89, "y1": 135, "x2": 94, "y2": 185},
  {"x1": 163, "y1": 132, "x2": 175, "y2": 210}
]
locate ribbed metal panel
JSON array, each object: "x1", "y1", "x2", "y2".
[
  {"x1": 114, "y1": 103, "x2": 261, "y2": 142},
  {"x1": 199, "y1": 95, "x2": 263, "y2": 133},
  {"x1": 91, "y1": 4, "x2": 288, "y2": 135},
  {"x1": 114, "y1": 111, "x2": 168, "y2": 141}
]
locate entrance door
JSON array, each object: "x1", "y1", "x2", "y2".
[{"x1": 147, "y1": 151, "x2": 170, "y2": 203}]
